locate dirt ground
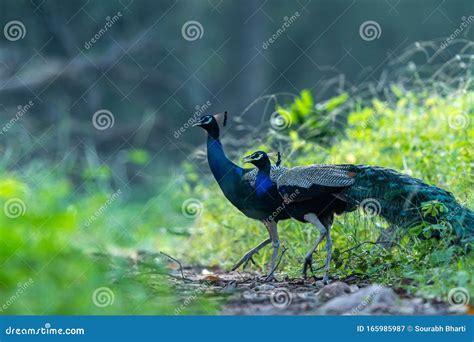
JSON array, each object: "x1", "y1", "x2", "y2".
[{"x1": 170, "y1": 266, "x2": 468, "y2": 315}]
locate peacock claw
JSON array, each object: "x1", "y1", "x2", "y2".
[
  {"x1": 302, "y1": 257, "x2": 314, "y2": 279},
  {"x1": 263, "y1": 273, "x2": 277, "y2": 282},
  {"x1": 231, "y1": 251, "x2": 258, "y2": 271},
  {"x1": 243, "y1": 256, "x2": 256, "y2": 269}
]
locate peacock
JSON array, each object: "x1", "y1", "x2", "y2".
[
  {"x1": 192, "y1": 113, "x2": 291, "y2": 278},
  {"x1": 243, "y1": 150, "x2": 474, "y2": 283}
]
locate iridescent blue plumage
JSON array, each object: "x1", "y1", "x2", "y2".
[{"x1": 193, "y1": 114, "x2": 290, "y2": 278}]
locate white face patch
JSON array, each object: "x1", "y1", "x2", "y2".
[
  {"x1": 252, "y1": 153, "x2": 263, "y2": 161},
  {"x1": 201, "y1": 116, "x2": 213, "y2": 125}
]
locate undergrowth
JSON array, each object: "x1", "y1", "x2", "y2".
[{"x1": 182, "y1": 80, "x2": 473, "y2": 303}]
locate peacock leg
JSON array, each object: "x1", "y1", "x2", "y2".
[
  {"x1": 302, "y1": 213, "x2": 327, "y2": 279},
  {"x1": 263, "y1": 220, "x2": 280, "y2": 281},
  {"x1": 323, "y1": 227, "x2": 333, "y2": 284},
  {"x1": 231, "y1": 238, "x2": 271, "y2": 271}
]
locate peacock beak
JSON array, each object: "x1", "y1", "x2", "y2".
[{"x1": 242, "y1": 155, "x2": 254, "y2": 164}]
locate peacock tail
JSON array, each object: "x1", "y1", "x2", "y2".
[{"x1": 344, "y1": 165, "x2": 474, "y2": 245}]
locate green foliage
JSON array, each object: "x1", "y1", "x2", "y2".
[
  {"x1": 183, "y1": 87, "x2": 474, "y2": 303},
  {"x1": 275, "y1": 90, "x2": 349, "y2": 146},
  {"x1": 0, "y1": 165, "x2": 217, "y2": 315}
]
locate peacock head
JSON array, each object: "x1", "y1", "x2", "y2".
[
  {"x1": 192, "y1": 112, "x2": 227, "y2": 137},
  {"x1": 242, "y1": 151, "x2": 272, "y2": 169}
]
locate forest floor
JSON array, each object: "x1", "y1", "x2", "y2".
[{"x1": 169, "y1": 265, "x2": 469, "y2": 316}]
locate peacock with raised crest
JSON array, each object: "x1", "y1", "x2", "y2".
[{"x1": 243, "y1": 150, "x2": 474, "y2": 283}]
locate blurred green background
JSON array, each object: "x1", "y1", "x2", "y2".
[{"x1": 0, "y1": 0, "x2": 472, "y2": 314}]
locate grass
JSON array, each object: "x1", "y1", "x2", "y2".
[
  {"x1": 0, "y1": 61, "x2": 472, "y2": 314},
  {"x1": 182, "y1": 85, "x2": 474, "y2": 304}
]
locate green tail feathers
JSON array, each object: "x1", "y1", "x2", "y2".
[{"x1": 344, "y1": 165, "x2": 474, "y2": 245}]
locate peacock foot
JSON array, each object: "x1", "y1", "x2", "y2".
[
  {"x1": 231, "y1": 251, "x2": 258, "y2": 271},
  {"x1": 302, "y1": 256, "x2": 314, "y2": 279},
  {"x1": 263, "y1": 272, "x2": 278, "y2": 283}
]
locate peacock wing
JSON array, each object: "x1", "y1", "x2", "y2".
[
  {"x1": 241, "y1": 166, "x2": 288, "y2": 189},
  {"x1": 276, "y1": 164, "x2": 356, "y2": 202}
]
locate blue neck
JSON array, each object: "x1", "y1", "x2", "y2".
[
  {"x1": 255, "y1": 169, "x2": 273, "y2": 196},
  {"x1": 207, "y1": 135, "x2": 243, "y2": 182}
]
